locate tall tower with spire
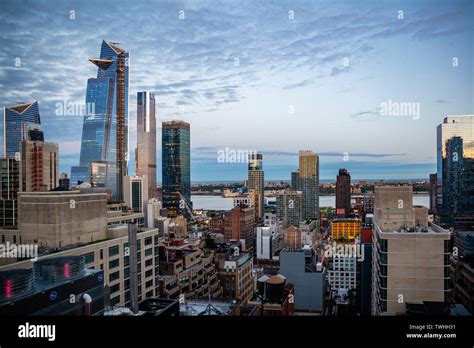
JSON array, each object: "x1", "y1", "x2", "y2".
[{"x1": 71, "y1": 40, "x2": 129, "y2": 200}]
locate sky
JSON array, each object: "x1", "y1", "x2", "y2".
[{"x1": 0, "y1": 0, "x2": 473, "y2": 182}]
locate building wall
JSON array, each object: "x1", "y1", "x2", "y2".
[{"x1": 18, "y1": 191, "x2": 108, "y2": 248}]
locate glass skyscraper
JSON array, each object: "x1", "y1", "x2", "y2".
[
  {"x1": 162, "y1": 120, "x2": 191, "y2": 218},
  {"x1": 135, "y1": 91, "x2": 156, "y2": 194},
  {"x1": 3, "y1": 101, "x2": 44, "y2": 158},
  {"x1": 71, "y1": 40, "x2": 129, "y2": 200},
  {"x1": 436, "y1": 115, "x2": 474, "y2": 230}
]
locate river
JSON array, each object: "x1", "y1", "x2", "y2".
[{"x1": 191, "y1": 194, "x2": 430, "y2": 210}]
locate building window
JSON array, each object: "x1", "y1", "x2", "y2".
[
  {"x1": 110, "y1": 296, "x2": 120, "y2": 306},
  {"x1": 145, "y1": 248, "x2": 153, "y2": 257},
  {"x1": 109, "y1": 245, "x2": 119, "y2": 257},
  {"x1": 145, "y1": 259, "x2": 153, "y2": 267},
  {"x1": 109, "y1": 271, "x2": 120, "y2": 282},
  {"x1": 145, "y1": 280, "x2": 153, "y2": 288},
  {"x1": 145, "y1": 237, "x2": 153, "y2": 246},
  {"x1": 83, "y1": 252, "x2": 94, "y2": 264},
  {"x1": 110, "y1": 283, "x2": 120, "y2": 294},
  {"x1": 109, "y1": 258, "x2": 120, "y2": 269},
  {"x1": 145, "y1": 269, "x2": 153, "y2": 278},
  {"x1": 100, "y1": 249, "x2": 104, "y2": 260}
]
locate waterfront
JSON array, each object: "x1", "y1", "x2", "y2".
[{"x1": 191, "y1": 194, "x2": 430, "y2": 211}]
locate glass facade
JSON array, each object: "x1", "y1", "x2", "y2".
[
  {"x1": 3, "y1": 101, "x2": 43, "y2": 158},
  {"x1": 72, "y1": 40, "x2": 129, "y2": 199},
  {"x1": 436, "y1": 115, "x2": 474, "y2": 229},
  {"x1": 162, "y1": 120, "x2": 191, "y2": 217}
]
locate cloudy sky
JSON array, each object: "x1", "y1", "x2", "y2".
[{"x1": 0, "y1": 0, "x2": 473, "y2": 181}]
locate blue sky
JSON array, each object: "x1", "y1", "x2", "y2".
[{"x1": 0, "y1": 0, "x2": 473, "y2": 181}]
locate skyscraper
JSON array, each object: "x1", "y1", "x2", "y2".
[
  {"x1": 71, "y1": 40, "x2": 129, "y2": 200},
  {"x1": 135, "y1": 91, "x2": 156, "y2": 195},
  {"x1": 336, "y1": 168, "x2": 351, "y2": 217},
  {"x1": 3, "y1": 101, "x2": 44, "y2": 159},
  {"x1": 276, "y1": 189, "x2": 303, "y2": 228},
  {"x1": 248, "y1": 153, "x2": 264, "y2": 220},
  {"x1": 298, "y1": 150, "x2": 319, "y2": 220},
  {"x1": 436, "y1": 115, "x2": 474, "y2": 230},
  {"x1": 371, "y1": 186, "x2": 450, "y2": 315},
  {"x1": 162, "y1": 120, "x2": 191, "y2": 217},
  {"x1": 124, "y1": 175, "x2": 149, "y2": 225}
]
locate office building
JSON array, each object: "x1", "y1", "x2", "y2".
[
  {"x1": 90, "y1": 161, "x2": 107, "y2": 187},
  {"x1": 298, "y1": 150, "x2": 319, "y2": 220},
  {"x1": 135, "y1": 92, "x2": 157, "y2": 194},
  {"x1": 327, "y1": 246, "x2": 357, "y2": 291},
  {"x1": 162, "y1": 120, "x2": 191, "y2": 217},
  {"x1": 0, "y1": 225, "x2": 161, "y2": 308},
  {"x1": 223, "y1": 206, "x2": 255, "y2": 250},
  {"x1": 3, "y1": 101, "x2": 44, "y2": 159},
  {"x1": 331, "y1": 218, "x2": 361, "y2": 241},
  {"x1": 19, "y1": 140, "x2": 58, "y2": 192},
  {"x1": 276, "y1": 190, "x2": 303, "y2": 228},
  {"x1": 372, "y1": 186, "x2": 450, "y2": 315},
  {"x1": 248, "y1": 153, "x2": 264, "y2": 220},
  {"x1": 336, "y1": 168, "x2": 351, "y2": 217},
  {"x1": 279, "y1": 247, "x2": 326, "y2": 312},
  {"x1": 436, "y1": 115, "x2": 474, "y2": 230},
  {"x1": 123, "y1": 175, "x2": 148, "y2": 214},
  {"x1": 71, "y1": 40, "x2": 129, "y2": 200}
]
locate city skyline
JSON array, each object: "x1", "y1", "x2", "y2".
[{"x1": 0, "y1": 0, "x2": 473, "y2": 182}]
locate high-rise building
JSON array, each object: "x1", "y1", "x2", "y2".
[
  {"x1": 19, "y1": 140, "x2": 58, "y2": 192},
  {"x1": 135, "y1": 92, "x2": 156, "y2": 194},
  {"x1": 298, "y1": 150, "x2": 319, "y2": 220},
  {"x1": 162, "y1": 120, "x2": 191, "y2": 218},
  {"x1": 276, "y1": 190, "x2": 303, "y2": 228},
  {"x1": 248, "y1": 153, "x2": 264, "y2": 220},
  {"x1": 123, "y1": 175, "x2": 149, "y2": 217},
  {"x1": 3, "y1": 101, "x2": 44, "y2": 159},
  {"x1": 371, "y1": 186, "x2": 450, "y2": 315},
  {"x1": 436, "y1": 115, "x2": 474, "y2": 230},
  {"x1": 71, "y1": 40, "x2": 129, "y2": 200},
  {"x1": 336, "y1": 168, "x2": 351, "y2": 217},
  {"x1": 223, "y1": 205, "x2": 255, "y2": 250}
]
